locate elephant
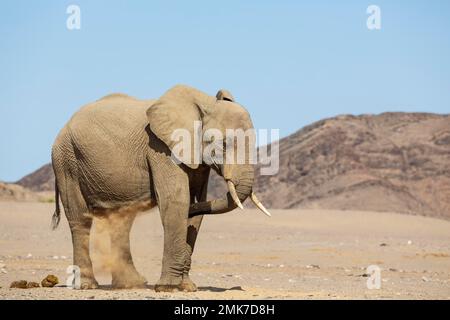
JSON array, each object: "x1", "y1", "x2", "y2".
[{"x1": 51, "y1": 84, "x2": 270, "y2": 291}]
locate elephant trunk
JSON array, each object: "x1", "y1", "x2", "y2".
[
  {"x1": 189, "y1": 164, "x2": 270, "y2": 217},
  {"x1": 189, "y1": 164, "x2": 253, "y2": 216}
]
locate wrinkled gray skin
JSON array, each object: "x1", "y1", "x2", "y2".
[{"x1": 51, "y1": 85, "x2": 255, "y2": 291}]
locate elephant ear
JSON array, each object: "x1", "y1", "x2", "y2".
[
  {"x1": 216, "y1": 89, "x2": 235, "y2": 102},
  {"x1": 146, "y1": 85, "x2": 205, "y2": 169}
]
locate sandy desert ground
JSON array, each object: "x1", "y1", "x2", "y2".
[{"x1": 0, "y1": 201, "x2": 449, "y2": 300}]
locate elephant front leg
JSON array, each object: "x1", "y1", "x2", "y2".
[
  {"x1": 180, "y1": 215, "x2": 204, "y2": 292},
  {"x1": 180, "y1": 173, "x2": 208, "y2": 292},
  {"x1": 155, "y1": 200, "x2": 190, "y2": 291},
  {"x1": 153, "y1": 175, "x2": 191, "y2": 292}
]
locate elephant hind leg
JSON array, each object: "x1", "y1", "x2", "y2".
[
  {"x1": 107, "y1": 211, "x2": 147, "y2": 289},
  {"x1": 52, "y1": 139, "x2": 98, "y2": 289},
  {"x1": 57, "y1": 176, "x2": 98, "y2": 289}
]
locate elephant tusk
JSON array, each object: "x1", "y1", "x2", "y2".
[
  {"x1": 227, "y1": 180, "x2": 244, "y2": 210},
  {"x1": 250, "y1": 192, "x2": 272, "y2": 217}
]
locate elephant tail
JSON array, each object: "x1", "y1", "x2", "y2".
[{"x1": 51, "y1": 181, "x2": 61, "y2": 230}]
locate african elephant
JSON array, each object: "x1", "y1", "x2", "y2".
[{"x1": 51, "y1": 85, "x2": 270, "y2": 291}]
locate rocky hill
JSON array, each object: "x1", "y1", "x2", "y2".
[
  {"x1": 209, "y1": 112, "x2": 450, "y2": 219},
  {"x1": 12, "y1": 112, "x2": 450, "y2": 219},
  {"x1": 16, "y1": 163, "x2": 54, "y2": 192}
]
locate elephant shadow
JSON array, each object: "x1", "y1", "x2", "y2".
[
  {"x1": 92, "y1": 284, "x2": 244, "y2": 292},
  {"x1": 197, "y1": 286, "x2": 244, "y2": 292}
]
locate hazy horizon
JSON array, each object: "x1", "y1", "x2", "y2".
[{"x1": 1, "y1": 1, "x2": 449, "y2": 181}]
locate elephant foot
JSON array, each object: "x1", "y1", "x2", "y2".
[
  {"x1": 180, "y1": 276, "x2": 197, "y2": 292},
  {"x1": 80, "y1": 277, "x2": 99, "y2": 290},
  {"x1": 112, "y1": 269, "x2": 147, "y2": 289},
  {"x1": 154, "y1": 275, "x2": 182, "y2": 292}
]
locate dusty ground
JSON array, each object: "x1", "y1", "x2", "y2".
[{"x1": 0, "y1": 201, "x2": 449, "y2": 300}]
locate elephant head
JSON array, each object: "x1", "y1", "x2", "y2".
[{"x1": 146, "y1": 85, "x2": 270, "y2": 217}]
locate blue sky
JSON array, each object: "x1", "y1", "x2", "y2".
[{"x1": 1, "y1": 1, "x2": 449, "y2": 181}]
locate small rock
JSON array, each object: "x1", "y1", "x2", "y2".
[
  {"x1": 306, "y1": 264, "x2": 320, "y2": 269},
  {"x1": 10, "y1": 280, "x2": 28, "y2": 289},
  {"x1": 288, "y1": 279, "x2": 296, "y2": 283},
  {"x1": 380, "y1": 243, "x2": 388, "y2": 247},
  {"x1": 389, "y1": 268, "x2": 398, "y2": 272},
  {"x1": 421, "y1": 276, "x2": 429, "y2": 282},
  {"x1": 52, "y1": 256, "x2": 59, "y2": 260},
  {"x1": 407, "y1": 240, "x2": 412, "y2": 245},
  {"x1": 41, "y1": 274, "x2": 59, "y2": 287},
  {"x1": 0, "y1": 263, "x2": 5, "y2": 268},
  {"x1": 26, "y1": 253, "x2": 33, "y2": 258},
  {"x1": 359, "y1": 273, "x2": 370, "y2": 277},
  {"x1": 26, "y1": 282, "x2": 40, "y2": 288},
  {"x1": 279, "y1": 264, "x2": 285, "y2": 268},
  {"x1": 60, "y1": 256, "x2": 67, "y2": 259}
]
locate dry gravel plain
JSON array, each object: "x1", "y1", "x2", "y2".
[{"x1": 0, "y1": 201, "x2": 449, "y2": 300}]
